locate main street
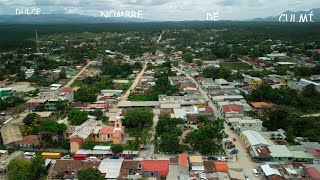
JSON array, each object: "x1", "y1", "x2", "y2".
[
  {"x1": 64, "y1": 60, "x2": 94, "y2": 88},
  {"x1": 119, "y1": 63, "x2": 147, "y2": 103},
  {"x1": 173, "y1": 66, "x2": 260, "y2": 180}
]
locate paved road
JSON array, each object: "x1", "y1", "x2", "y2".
[
  {"x1": 173, "y1": 66, "x2": 260, "y2": 180},
  {"x1": 120, "y1": 63, "x2": 147, "y2": 102},
  {"x1": 64, "y1": 61, "x2": 93, "y2": 88}
]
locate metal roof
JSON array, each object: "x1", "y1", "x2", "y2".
[
  {"x1": 241, "y1": 130, "x2": 270, "y2": 146},
  {"x1": 99, "y1": 159, "x2": 124, "y2": 179}
]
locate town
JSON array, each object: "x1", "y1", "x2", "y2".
[{"x1": 0, "y1": 21, "x2": 320, "y2": 180}]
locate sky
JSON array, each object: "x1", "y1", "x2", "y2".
[{"x1": 0, "y1": 0, "x2": 319, "y2": 21}]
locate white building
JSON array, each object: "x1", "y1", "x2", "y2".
[{"x1": 266, "y1": 52, "x2": 287, "y2": 60}]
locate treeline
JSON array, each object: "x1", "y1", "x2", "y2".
[
  {"x1": 245, "y1": 84, "x2": 320, "y2": 142},
  {"x1": 1, "y1": 22, "x2": 320, "y2": 50}
]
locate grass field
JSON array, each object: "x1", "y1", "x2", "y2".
[{"x1": 221, "y1": 61, "x2": 253, "y2": 71}]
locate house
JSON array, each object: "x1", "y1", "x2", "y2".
[
  {"x1": 118, "y1": 160, "x2": 142, "y2": 180},
  {"x1": 99, "y1": 159, "x2": 123, "y2": 179},
  {"x1": 26, "y1": 98, "x2": 47, "y2": 112},
  {"x1": 243, "y1": 74, "x2": 262, "y2": 86},
  {"x1": 250, "y1": 102, "x2": 275, "y2": 109},
  {"x1": 250, "y1": 145, "x2": 293, "y2": 162},
  {"x1": 222, "y1": 104, "x2": 244, "y2": 118},
  {"x1": 141, "y1": 160, "x2": 170, "y2": 179},
  {"x1": 66, "y1": 117, "x2": 125, "y2": 153},
  {"x1": 0, "y1": 151, "x2": 24, "y2": 179},
  {"x1": 213, "y1": 161, "x2": 228, "y2": 173},
  {"x1": 266, "y1": 51, "x2": 287, "y2": 60},
  {"x1": 50, "y1": 160, "x2": 100, "y2": 179},
  {"x1": 25, "y1": 69, "x2": 35, "y2": 79},
  {"x1": 0, "y1": 88, "x2": 12, "y2": 99},
  {"x1": 58, "y1": 87, "x2": 74, "y2": 102},
  {"x1": 240, "y1": 130, "x2": 271, "y2": 148},
  {"x1": 260, "y1": 164, "x2": 285, "y2": 180},
  {"x1": 227, "y1": 117, "x2": 263, "y2": 131},
  {"x1": 178, "y1": 154, "x2": 189, "y2": 175},
  {"x1": 20, "y1": 135, "x2": 38, "y2": 148},
  {"x1": 304, "y1": 167, "x2": 320, "y2": 180},
  {"x1": 189, "y1": 156, "x2": 204, "y2": 171}
]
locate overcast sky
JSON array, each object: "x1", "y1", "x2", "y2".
[{"x1": 0, "y1": 0, "x2": 319, "y2": 21}]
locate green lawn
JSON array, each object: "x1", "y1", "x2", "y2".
[{"x1": 221, "y1": 62, "x2": 253, "y2": 71}]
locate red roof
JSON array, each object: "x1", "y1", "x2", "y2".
[
  {"x1": 99, "y1": 126, "x2": 114, "y2": 134},
  {"x1": 213, "y1": 161, "x2": 228, "y2": 172},
  {"x1": 179, "y1": 154, "x2": 188, "y2": 167},
  {"x1": 304, "y1": 167, "x2": 320, "y2": 180},
  {"x1": 70, "y1": 137, "x2": 84, "y2": 144},
  {"x1": 20, "y1": 135, "x2": 38, "y2": 145},
  {"x1": 205, "y1": 106, "x2": 214, "y2": 113},
  {"x1": 59, "y1": 87, "x2": 73, "y2": 93},
  {"x1": 142, "y1": 160, "x2": 170, "y2": 178},
  {"x1": 223, "y1": 104, "x2": 243, "y2": 113}
]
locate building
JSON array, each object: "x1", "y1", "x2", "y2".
[
  {"x1": 213, "y1": 161, "x2": 228, "y2": 173},
  {"x1": 20, "y1": 135, "x2": 38, "y2": 148},
  {"x1": 0, "y1": 151, "x2": 24, "y2": 179},
  {"x1": 189, "y1": 156, "x2": 204, "y2": 171},
  {"x1": 297, "y1": 79, "x2": 320, "y2": 92},
  {"x1": 0, "y1": 88, "x2": 12, "y2": 99},
  {"x1": 26, "y1": 99, "x2": 47, "y2": 112},
  {"x1": 141, "y1": 160, "x2": 170, "y2": 179},
  {"x1": 243, "y1": 74, "x2": 262, "y2": 86},
  {"x1": 178, "y1": 154, "x2": 189, "y2": 175},
  {"x1": 250, "y1": 145, "x2": 293, "y2": 162},
  {"x1": 50, "y1": 160, "x2": 100, "y2": 179},
  {"x1": 66, "y1": 117, "x2": 125, "y2": 153},
  {"x1": 304, "y1": 167, "x2": 320, "y2": 180},
  {"x1": 240, "y1": 130, "x2": 271, "y2": 148},
  {"x1": 260, "y1": 164, "x2": 285, "y2": 180},
  {"x1": 227, "y1": 117, "x2": 263, "y2": 131},
  {"x1": 99, "y1": 159, "x2": 124, "y2": 179},
  {"x1": 266, "y1": 52, "x2": 287, "y2": 60}
]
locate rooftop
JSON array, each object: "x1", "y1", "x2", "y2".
[
  {"x1": 99, "y1": 159, "x2": 124, "y2": 179},
  {"x1": 20, "y1": 135, "x2": 38, "y2": 145},
  {"x1": 142, "y1": 160, "x2": 170, "y2": 178},
  {"x1": 241, "y1": 130, "x2": 270, "y2": 146}
]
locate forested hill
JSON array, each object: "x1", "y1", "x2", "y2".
[{"x1": 0, "y1": 21, "x2": 320, "y2": 50}]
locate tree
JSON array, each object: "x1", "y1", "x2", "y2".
[
  {"x1": 75, "y1": 86, "x2": 97, "y2": 102},
  {"x1": 83, "y1": 140, "x2": 95, "y2": 149},
  {"x1": 111, "y1": 144, "x2": 124, "y2": 154},
  {"x1": 77, "y1": 167, "x2": 103, "y2": 180},
  {"x1": 40, "y1": 119, "x2": 67, "y2": 134},
  {"x1": 30, "y1": 156, "x2": 46, "y2": 180},
  {"x1": 59, "y1": 70, "x2": 67, "y2": 79},
  {"x1": 23, "y1": 113, "x2": 41, "y2": 126},
  {"x1": 68, "y1": 109, "x2": 88, "y2": 125},
  {"x1": 123, "y1": 108, "x2": 154, "y2": 132},
  {"x1": 0, "y1": 99, "x2": 7, "y2": 110},
  {"x1": 185, "y1": 118, "x2": 224, "y2": 154},
  {"x1": 8, "y1": 159, "x2": 32, "y2": 180},
  {"x1": 89, "y1": 109, "x2": 103, "y2": 119},
  {"x1": 55, "y1": 100, "x2": 69, "y2": 115},
  {"x1": 286, "y1": 127, "x2": 294, "y2": 143}
]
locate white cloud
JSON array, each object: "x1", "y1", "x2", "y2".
[{"x1": 0, "y1": 0, "x2": 319, "y2": 20}]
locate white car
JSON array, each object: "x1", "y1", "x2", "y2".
[{"x1": 252, "y1": 169, "x2": 259, "y2": 177}]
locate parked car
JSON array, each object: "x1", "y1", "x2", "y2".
[
  {"x1": 226, "y1": 144, "x2": 235, "y2": 149},
  {"x1": 123, "y1": 155, "x2": 133, "y2": 159},
  {"x1": 207, "y1": 156, "x2": 218, "y2": 160},
  {"x1": 230, "y1": 149, "x2": 239, "y2": 155},
  {"x1": 223, "y1": 133, "x2": 229, "y2": 138},
  {"x1": 217, "y1": 157, "x2": 228, "y2": 161},
  {"x1": 110, "y1": 155, "x2": 119, "y2": 159},
  {"x1": 63, "y1": 155, "x2": 73, "y2": 159},
  {"x1": 252, "y1": 169, "x2": 259, "y2": 177},
  {"x1": 88, "y1": 156, "x2": 98, "y2": 161}
]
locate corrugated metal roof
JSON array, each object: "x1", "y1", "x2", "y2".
[
  {"x1": 99, "y1": 159, "x2": 124, "y2": 179},
  {"x1": 242, "y1": 130, "x2": 270, "y2": 146}
]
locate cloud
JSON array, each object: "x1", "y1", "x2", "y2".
[{"x1": 0, "y1": 0, "x2": 319, "y2": 20}]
